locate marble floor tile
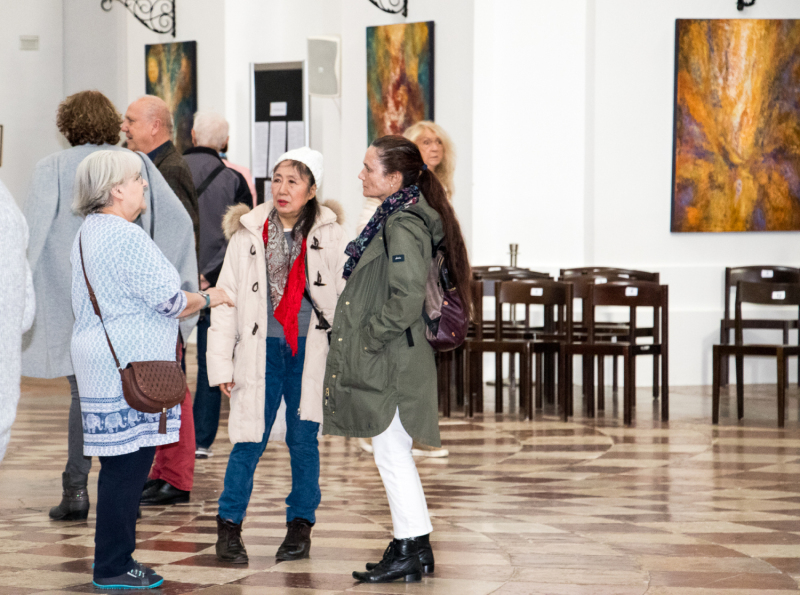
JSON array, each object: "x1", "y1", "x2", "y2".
[{"x1": 2, "y1": 375, "x2": 800, "y2": 593}]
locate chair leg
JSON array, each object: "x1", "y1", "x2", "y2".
[
  {"x1": 597, "y1": 355, "x2": 605, "y2": 411},
  {"x1": 545, "y1": 352, "x2": 556, "y2": 405},
  {"x1": 720, "y1": 325, "x2": 729, "y2": 388},
  {"x1": 524, "y1": 349, "x2": 532, "y2": 421},
  {"x1": 652, "y1": 353, "x2": 659, "y2": 398},
  {"x1": 777, "y1": 349, "x2": 786, "y2": 428},
  {"x1": 735, "y1": 353, "x2": 744, "y2": 420},
  {"x1": 535, "y1": 352, "x2": 543, "y2": 410},
  {"x1": 712, "y1": 346, "x2": 720, "y2": 424},
  {"x1": 443, "y1": 351, "x2": 452, "y2": 418},
  {"x1": 455, "y1": 346, "x2": 464, "y2": 408},
  {"x1": 623, "y1": 349, "x2": 632, "y2": 425},
  {"x1": 465, "y1": 347, "x2": 474, "y2": 418},
  {"x1": 630, "y1": 353, "x2": 637, "y2": 410},
  {"x1": 566, "y1": 353, "x2": 574, "y2": 418},
  {"x1": 586, "y1": 356, "x2": 595, "y2": 418},
  {"x1": 661, "y1": 346, "x2": 669, "y2": 422},
  {"x1": 612, "y1": 354, "x2": 618, "y2": 390},
  {"x1": 495, "y1": 353, "x2": 503, "y2": 414},
  {"x1": 558, "y1": 348, "x2": 567, "y2": 421},
  {"x1": 783, "y1": 329, "x2": 790, "y2": 387}
]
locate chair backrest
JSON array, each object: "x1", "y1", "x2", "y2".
[
  {"x1": 581, "y1": 281, "x2": 667, "y2": 344},
  {"x1": 560, "y1": 267, "x2": 660, "y2": 283},
  {"x1": 734, "y1": 281, "x2": 800, "y2": 345},
  {"x1": 724, "y1": 266, "x2": 800, "y2": 322},
  {"x1": 494, "y1": 280, "x2": 573, "y2": 341}
]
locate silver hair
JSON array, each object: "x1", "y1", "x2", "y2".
[
  {"x1": 140, "y1": 95, "x2": 174, "y2": 135},
  {"x1": 72, "y1": 150, "x2": 142, "y2": 217},
  {"x1": 192, "y1": 111, "x2": 229, "y2": 151}
]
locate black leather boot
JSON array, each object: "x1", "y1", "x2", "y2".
[
  {"x1": 275, "y1": 518, "x2": 313, "y2": 561},
  {"x1": 353, "y1": 538, "x2": 422, "y2": 583},
  {"x1": 366, "y1": 533, "x2": 434, "y2": 574},
  {"x1": 49, "y1": 472, "x2": 89, "y2": 521},
  {"x1": 215, "y1": 515, "x2": 248, "y2": 564}
]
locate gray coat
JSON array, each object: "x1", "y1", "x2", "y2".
[
  {"x1": 0, "y1": 179, "x2": 35, "y2": 462},
  {"x1": 22, "y1": 144, "x2": 198, "y2": 379}
]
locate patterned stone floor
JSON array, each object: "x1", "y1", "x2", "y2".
[{"x1": 2, "y1": 365, "x2": 800, "y2": 594}]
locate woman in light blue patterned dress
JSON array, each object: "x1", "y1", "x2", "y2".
[{"x1": 70, "y1": 150, "x2": 232, "y2": 590}]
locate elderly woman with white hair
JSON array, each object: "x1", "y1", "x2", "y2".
[{"x1": 70, "y1": 150, "x2": 232, "y2": 590}]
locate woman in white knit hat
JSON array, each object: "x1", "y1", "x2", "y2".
[{"x1": 206, "y1": 147, "x2": 349, "y2": 564}]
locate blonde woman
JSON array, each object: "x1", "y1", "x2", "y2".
[{"x1": 403, "y1": 121, "x2": 455, "y2": 199}]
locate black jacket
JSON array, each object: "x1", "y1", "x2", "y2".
[
  {"x1": 183, "y1": 146, "x2": 253, "y2": 285},
  {"x1": 150, "y1": 140, "x2": 199, "y2": 244}
]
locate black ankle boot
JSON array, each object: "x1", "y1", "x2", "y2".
[
  {"x1": 353, "y1": 538, "x2": 422, "y2": 583},
  {"x1": 366, "y1": 533, "x2": 434, "y2": 574},
  {"x1": 275, "y1": 518, "x2": 313, "y2": 561},
  {"x1": 215, "y1": 515, "x2": 248, "y2": 564},
  {"x1": 49, "y1": 472, "x2": 89, "y2": 521}
]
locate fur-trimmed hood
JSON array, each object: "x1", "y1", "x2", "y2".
[{"x1": 222, "y1": 199, "x2": 345, "y2": 241}]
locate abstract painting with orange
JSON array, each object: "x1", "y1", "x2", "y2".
[
  {"x1": 367, "y1": 21, "x2": 434, "y2": 144},
  {"x1": 145, "y1": 41, "x2": 197, "y2": 156},
  {"x1": 672, "y1": 20, "x2": 800, "y2": 232}
]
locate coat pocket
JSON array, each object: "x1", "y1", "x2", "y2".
[{"x1": 339, "y1": 333, "x2": 387, "y2": 392}]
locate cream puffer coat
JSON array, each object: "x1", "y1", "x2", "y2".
[{"x1": 207, "y1": 200, "x2": 349, "y2": 444}]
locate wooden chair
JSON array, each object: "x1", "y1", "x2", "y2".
[
  {"x1": 503, "y1": 280, "x2": 573, "y2": 419},
  {"x1": 565, "y1": 281, "x2": 669, "y2": 425},
  {"x1": 560, "y1": 270, "x2": 661, "y2": 396},
  {"x1": 719, "y1": 266, "x2": 800, "y2": 388},
  {"x1": 713, "y1": 281, "x2": 800, "y2": 428}
]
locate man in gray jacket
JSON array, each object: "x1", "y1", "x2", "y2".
[
  {"x1": 183, "y1": 112, "x2": 252, "y2": 460},
  {"x1": 22, "y1": 90, "x2": 198, "y2": 520}
]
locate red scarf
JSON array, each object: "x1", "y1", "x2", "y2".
[{"x1": 263, "y1": 220, "x2": 307, "y2": 356}]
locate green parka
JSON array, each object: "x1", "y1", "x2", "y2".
[{"x1": 322, "y1": 193, "x2": 444, "y2": 447}]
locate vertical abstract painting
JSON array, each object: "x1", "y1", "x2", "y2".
[
  {"x1": 672, "y1": 20, "x2": 800, "y2": 232},
  {"x1": 145, "y1": 41, "x2": 197, "y2": 156},
  {"x1": 367, "y1": 21, "x2": 434, "y2": 144}
]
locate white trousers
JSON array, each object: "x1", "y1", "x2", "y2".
[{"x1": 372, "y1": 408, "x2": 433, "y2": 539}]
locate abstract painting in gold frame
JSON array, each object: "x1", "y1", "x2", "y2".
[
  {"x1": 672, "y1": 19, "x2": 800, "y2": 232},
  {"x1": 145, "y1": 41, "x2": 197, "y2": 156},
  {"x1": 367, "y1": 21, "x2": 434, "y2": 144}
]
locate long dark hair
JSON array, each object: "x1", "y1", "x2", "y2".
[
  {"x1": 372, "y1": 135, "x2": 472, "y2": 312},
  {"x1": 280, "y1": 159, "x2": 319, "y2": 238}
]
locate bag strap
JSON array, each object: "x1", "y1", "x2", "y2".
[
  {"x1": 382, "y1": 208, "x2": 437, "y2": 257},
  {"x1": 79, "y1": 235, "x2": 122, "y2": 371},
  {"x1": 303, "y1": 287, "x2": 331, "y2": 331},
  {"x1": 195, "y1": 163, "x2": 227, "y2": 198}
]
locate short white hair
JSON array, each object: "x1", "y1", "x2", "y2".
[
  {"x1": 192, "y1": 111, "x2": 229, "y2": 151},
  {"x1": 72, "y1": 150, "x2": 142, "y2": 217}
]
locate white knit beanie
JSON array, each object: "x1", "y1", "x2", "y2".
[{"x1": 272, "y1": 147, "x2": 323, "y2": 189}]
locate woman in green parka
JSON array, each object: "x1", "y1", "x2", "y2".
[{"x1": 322, "y1": 136, "x2": 471, "y2": 583}]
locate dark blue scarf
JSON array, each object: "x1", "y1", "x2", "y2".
[{"x1": 342, "y1": 185, "x2": 420, "y2": 279}]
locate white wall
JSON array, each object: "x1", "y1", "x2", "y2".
[
  {"x1": 63, "y1": 0, "x2": 127, "y2": 110},
  {"x1": 0, "y1": 0, "x2": 66, "y2": 206},
  {"x1": 124, "y1": 0, "x2": 226, "y2": 116},
  {"x1": 223, "y1": 0, "x2": 474, "y2": 242},
  {"x1": 592, "y1": 0, "x2": 800, "y2": 385}
]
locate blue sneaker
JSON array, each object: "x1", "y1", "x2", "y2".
[{"x1": 92, "y1": 567, "x2": 163, "y2": 589}]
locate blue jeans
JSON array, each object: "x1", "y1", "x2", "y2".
[
  {"x1": 218, "y1": 337, "x2": 320, "y2": 524},
  {"x1": 194, "y1": 310, "x2": 221, "y2": 449}
]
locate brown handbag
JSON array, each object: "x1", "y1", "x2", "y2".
[{"x1": 79, "y1": 236, "x2": 187, "y2": 434}]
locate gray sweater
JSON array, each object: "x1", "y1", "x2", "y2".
[
  {"x1": 0, "y1": 179, "x2": 35, "y2": 462},
  {"x1": 23, "y1": 144, "x2": 198, "y2": 379}
]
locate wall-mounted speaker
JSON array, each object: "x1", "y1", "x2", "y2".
[{"x1": 307, "y1": 36, "x2": 341, "y2": 97}]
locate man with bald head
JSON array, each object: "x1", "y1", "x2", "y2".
[
  {"x1": 123, "y1": 95, "x2": 199, "y2": 506},
  {"x1": 122, "y1": 96, "x2": 199, "y2": 241}
]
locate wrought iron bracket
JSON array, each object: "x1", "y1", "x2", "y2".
[
  {"x1": 368, "y1": 0, "x2": 408, "y2": 18},
  {"x1": 737, "y1": 0, "x2": 756, "y2": 10},
  {"x1": 101, "y1": 0, "x2": 175, "y2": 37}
]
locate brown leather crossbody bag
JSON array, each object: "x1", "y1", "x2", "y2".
[{"x1": 79, "y1": 235, "x2": 187, "y2": 434}]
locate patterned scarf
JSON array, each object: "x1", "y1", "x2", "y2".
[
  {"x1": 342, "y1": 185, "x2": 420, "y2": 279},
  {"x1": 263, "y1": 208, "x2": 307, "y2": 355}
]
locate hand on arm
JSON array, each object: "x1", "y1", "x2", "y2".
[{"x1": 179, "y1": 287, "x2": 234, "y2": 319}]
